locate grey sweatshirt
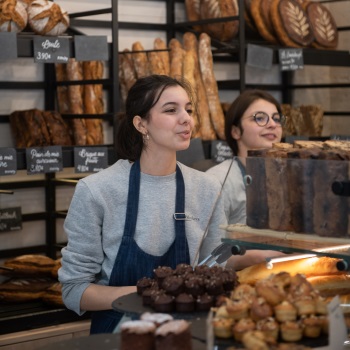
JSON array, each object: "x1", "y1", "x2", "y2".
[{"x1": 58, "y1": 159, "x2": 227, "y2": 315}]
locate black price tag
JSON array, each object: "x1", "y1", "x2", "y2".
[
  {"x1": 26, "y1": 146, "x2": 63, "y2": 174},
  {"x1": 74, "y1": 36, "x2": 108, "y2": 61},
  {"x1": 0, "y1": 32, "x2": 17, "y2": 60},
  {"x1": 0, "y1": 148, "x2": 17, "y2": 176},
  {"x1": 211, "y1": 140, "x2": 233, "y2": 163},
  {"x1": 0, "y1": 207, "x2": 22, "y2": 233},
  {"x1": 74, "y1": 147, "x2": 108, "y2": 173},
  {"x1": 33, "y1": 36, "x2": 70, "y2": 63},
  {"x1": 279, "y1": 48, "x2": 304, "y2": 71},
  {"x1": 247, "y1": 44, "x2": 273, "y2": 70}
]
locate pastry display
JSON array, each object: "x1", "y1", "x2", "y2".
[
  {"x1": 136, "y1": 264, "x2": 238, "y2": 313},
  {"x1": 212, "y1": 271, "x2": 331, "y2": 347}
]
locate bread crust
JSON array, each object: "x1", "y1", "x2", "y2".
[
  {"x1": 169, "y1": 38, "x2": 185, "y2": 79},
  {"x1": 237, "y1": 257, "x2": 345, "y2": 285},
  {"x1": 153, "y1": 37, "x2": 170, "y2": 76},
  {"x1": 131, "y1": 41, "x2": 150, "y2": 78},
  {"x1": 198, "y1": 33, "x2": 225, "y2": 140}
]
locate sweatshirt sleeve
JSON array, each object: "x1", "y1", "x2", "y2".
[{"x1": 58, "y1": 180, "x2": 105, "y2": 315}]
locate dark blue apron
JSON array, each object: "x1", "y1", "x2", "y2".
[{"x1": 90, "y1": 160, "x2": 190, "y2": 334}]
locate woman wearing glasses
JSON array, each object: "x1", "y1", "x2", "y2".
[{"x1": 207, "y1": 89, "x2": 286, "y2": 269}]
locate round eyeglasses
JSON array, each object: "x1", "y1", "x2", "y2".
[{"x1": 248, "y1": 111, "x2": 287, "y2": 127}]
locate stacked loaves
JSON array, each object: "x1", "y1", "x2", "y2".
[
  {"x1": 245, "y1": 140, "x2": 350, "y2": 237},
  {"x1": 0, "y1": 254, "x2": 64, "y2": 306},
  {"x1": 0, "y1": 0, "x2": 69, "y2": 35},
  {"x1": 119, "y1": 33, "x2": 225, "y2": 141},
  {"x1": 55, "y1": 59, "x2": 105, "y2": 145},
  {"x1": 247, "y1": 0, "x2": 338, "y2": 49}
]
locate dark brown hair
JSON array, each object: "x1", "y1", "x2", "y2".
[
  {"x1": 225, "y1": 89, "x2": 282, "y2": 156},
  {"x1": 116, "y1": 75, "x2": 195, "y2": 161}
]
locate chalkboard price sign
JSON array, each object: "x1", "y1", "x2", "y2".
[
  {"x1": 279, "y1": 48, "x2": 304, "y2": 71},
  {"x1": 74, "y1": 147, "x2": 108, "y2": 173},
  {"x1": 0, "y1": 207, "x2": 22, "y2": 233},
  {"x1": 0, "y1": 148, "x2": 17, "y2": 176},
  {"x1": 33, "y1": 36, "x2": 70, "y2": 63},
  {"x1": 211, "y1": 140, "x2": 233, "y2": 163},
  {"x1": 26, "y1": 146, "x2": 63, "y2": 174}
]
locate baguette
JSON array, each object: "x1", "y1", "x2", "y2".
[
  {"x1": 153, "y1": 37, "x2": 170, "y2": 76},
  {"x1": 182, "y1": 50, "x2": 201, "y2": 138},
  {"x1": 307, "y1": 274, "x2": 350, "y2": 297},
  {"x1": 237, "y1": 257, "x2": 345, "y2": 285},
  {"x1": 83, "y1": 61, "x2": 104, "y2": 145},
  {"x1": 131, "y1": 41, "x2": 150, "y2": 78},
  {"x1": 183, "y1": 32, "x2": 216, "y2": 141},
  {"x1": 198, "y1": 33, "x2": 225, "y2": 140},
  {"x1": 148, "y1": 50, "x2": 167, "y2": 75},
  {"x1": 169, "y1": 38, "x2": 185, "y2": 79}
]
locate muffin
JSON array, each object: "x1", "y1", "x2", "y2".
[
  {"x1": 301, "y1": 315, "x2": 323, "y2": 338},
  {"x1": 153, "y1": 293, "x2": 175, "y2": 313},
  {"x1": 212, "y1": 317, "x2": 234, "y2": 338},
  {"x1": 162, "y1": 275, "x2": 184, "y2": 296},
  {"x1": 120, "y1": 320, "x2": 156, "y2": 350},
  {"x1": 175, "y1": 263, "x2": 193, "y2": 276},
  {"x1": 137, "y1": 277, "x2": 155, "y2": 295},
  {"x1": 196, "y1": 293, "x2": 214, "y2": 312},
  {"x1": 233, "y1": 317, "x2": 256, "y2": 341},
  {"x1": 250, "y1": 296, "x2": 273, "y2": 321},
  {"x1": 226, "y1": 298, "x2": 250, "y2": 320},
  {"x1": 280, "y1": 320, "x2": 303, "y2": 342},
  {"x1": 175, "y1": 292, "x2": 195, "y2": 313},
  {"x1": 206, "y1": 276, "x2": 224, "y2": 296},
  {"x1": 256, "y1": 317, "x2": 279, "y2": 342},
  {"x1": 274, "y1": 300, "x2": 297, "y2": 322},
  {"x1": 184, "y1": 275, "x2": 205, "y2": 297},
  {"x1": 153, "y1": 266, "x2": 173, "y2": 287}
]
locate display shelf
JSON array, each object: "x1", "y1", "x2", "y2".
[{"x1": 222, "y1": 224, "x2": 350, "y2": 264}]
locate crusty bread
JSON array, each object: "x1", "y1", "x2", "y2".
[
  {"x1": 0, "y1": 0, "x2": 28, "y2": 32},
  {"x1": 131, "y1": 41, "x2": 150, "y2": 78},
  {"x1": 198, "y1": 33, "x2": 225, "y2": 140},
  {"x1": 323, "y1": 140, "x2": 350, "y2": 152},
  {"x1": 272, "y1": 142, "x2": 294, "y2": 150},
  {"x1": 237, "y1": 257, "x2": 345, "y2": 285},
  {"x1": 27, "y1": 0, "x2": 69, "y2": 36},
  {"x1": 293, "y1": 140, "x2": 324, "y2": 149},
  {"x1": 42, "y1": 282, "x2": 64, "y2": 306},
  {"x1": 184, "y1": 0, "x2": 202, "y2": 32},
  {"x1": 183, "y1": 32, "x2": 216, "y2": 141},
  {"x1": 153, "y1": 37, "x2": 170, "y2": 76},
  {"x1": 55, "y1": 63, "x2": 70, "y2": 114},
  {"x1": 2, "y1": 254, "x2": 56, "y2": 277},
  {"x1": 308, "y1": 274, "x2": 350, "y2": 298},
  {"x1": 169, "y1": 38, "x2": 185, "y2": 79}
]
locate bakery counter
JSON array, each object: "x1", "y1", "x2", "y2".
[{"x1": 0, "y1": 300, "x2": 91, "y2": 336}]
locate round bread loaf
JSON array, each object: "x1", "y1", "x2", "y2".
[
  {"x1": 27, "y1": 0, "x2": 69, "y2": 36},
  {"x1": 306, "y1": 2, "x2": 338, "y2": 49},
  {"x1": 0, "y1": 0, "x2": 28, "y2": 33},
  {"x1": 270, "y1": 0, "x2": 314, "y2": 47}
]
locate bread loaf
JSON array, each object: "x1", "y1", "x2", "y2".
[
  {"x1": 42, "y1": 110, "x2": 72, "y2": 146},
  {"x1": 27, "y1": 0, "x2": 69, "y2": 36},
  {"x1": 237, "y1": 257, "x2": 345, "y2": 285},
  {"x1": 270, "y1": 0, "x2": 314, "y2": 47},
  {"x1": 183, "y1": 32, "x2": 216, "y2": 141},
  {"x1": 66, "y1": 58, "x2": 87, "y2": 145},
  {"x1": 299, "y1": 105, "x2": 324, "y2": 137},
  {"x1": 308, "y1": 274, "x2": 350, "y2": 298},
  {"x1": 182, "y1": 50, "x2": 201, "y2": 138},
  {"x1": 200, "y1": 0, "x2": 239, "y2": 42},
  {"x1": 184, "y1": 0, "x2": 202, "y2": 32},
  {"x1": 251, "y1": 0, "x2": 279, "y2": 44},
  {"x1": 131, "y1": 41, "x2": 150, "y2": 78},
  {"x1": 42, "y1": 282, "x2": 64, "y2": 306},
  {"x1": 169, "y1": 38, "x2": 185, "y2": 79},
  {"x1": 306, "y1": 2, "x2": 338, "y2": 49},
  {"x1": 55, "y1": 63, "x2": 70, "y2": 114},
  {"x1": 148, "y1": 50, "x2": 167, "y2": 75},
  {"x1": 0, "y1": 277, "x2": 55, "y2": 302},
  {"x1": 83, "y1": 61, "x2": 104, "y2": 145},
  {"x1": 2, "y1": 254, "x2": 56, "y2": 277},
  {"x1": 153, "y1": 37, "x2": 170, "y2": 76},
  {"x1": 198, "y1": 33, "x2": 225, "y2": 140},
  {"x1": 0, "y1": 0, "x2": 28, "y2": 33}
]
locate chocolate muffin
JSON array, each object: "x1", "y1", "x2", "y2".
[
  {"x1": 194, "y1": 265, "x2": 211, "y2": 277},
  {"x1": 142, "y1": 288, "x2": 161, "y2": 307},
  {"x1": 184, "y1": 275, "x2": 205, "y2": 297},
  {"x1": 196, "y1": 293, "x2": 214, "y2": 312},
  {"x1": 162, "y1": 275, "x2": 184, "y2": 296},
  {"x1": 206, "y1": 276, "x2": 224, "y2": 296},
  {"x1": 136, "y1": 277, "x2": 156, "y2": 295},
  {"x1": 153, "y1": 293, "x2": 175, "y2": 313},
  {"x1": 221, "y1": 267, "x2": 239, "y2": 291},
  {"x1": 153, "y1": 266, "x2": 174, "y2": 287},
  {"x1": 175, "y1": 263, "x2": 193, "y2": 276},
  {"x1": 175, "y1": 293, "x2": 195, "y2": 313}
]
